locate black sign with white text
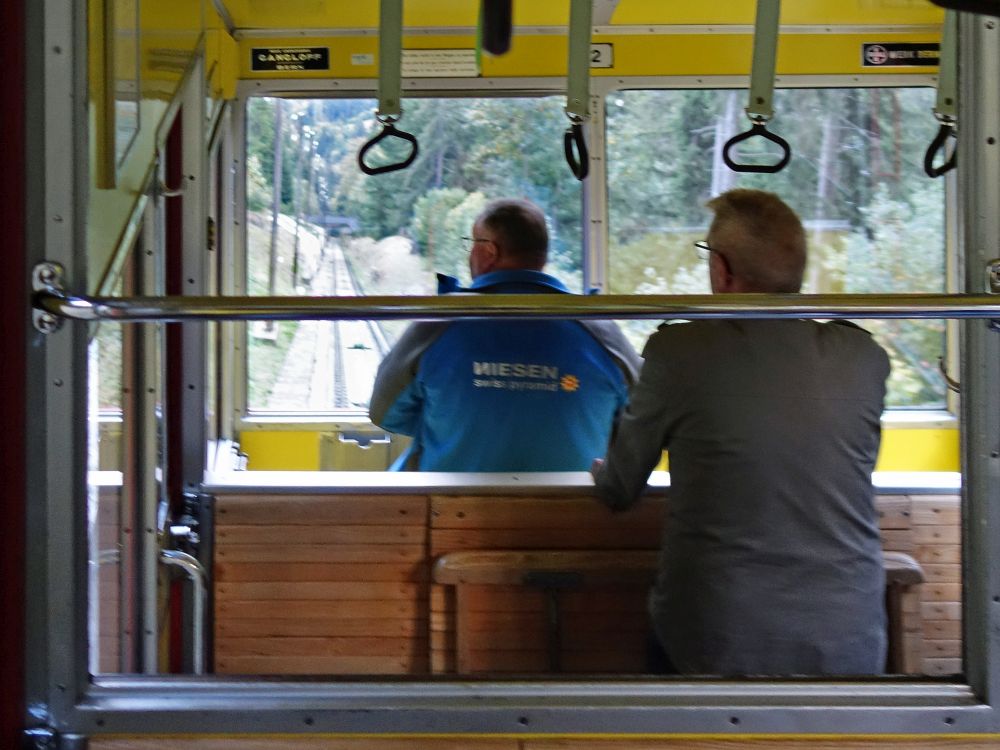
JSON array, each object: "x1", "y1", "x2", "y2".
[
  {"x1": 862, "y1": 43, "x2": 940, "y2": 67},
  {"x1": 252, "y1": 47, "x2": 330, "y2": 72}
]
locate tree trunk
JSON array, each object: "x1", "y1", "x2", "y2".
[
  {"x1": 267, "y1": 100, "x2": 285, "y2": 300},
  {"x1": 809, "y1": 107, "x2": 840, "y2": 292},
  {"x1": 710, "y1": 91, "x2": 739, "y2": 197}
]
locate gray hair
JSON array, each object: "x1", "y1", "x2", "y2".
[{"x1": 706, "y1": 189, "x2": 806, "y2": 293}]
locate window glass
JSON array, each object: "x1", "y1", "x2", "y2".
[
  {"x1": 606, "y1": 88, "x2": 946, "y2": 409},
  {"x1": 245, "y1": 96, "x2": 583, "y2": 413}
]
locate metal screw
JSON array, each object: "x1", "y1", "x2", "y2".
[{"x1": 36, "y1": 313, "x2": 60, "y2": 333}]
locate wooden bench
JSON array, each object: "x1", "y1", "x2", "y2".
[
  {"x1": 434, "y1": 548, "x2": 924, "y2": 675},
  {"x1": 208, "y1": 490, "x2": 956, "y2": 676}
]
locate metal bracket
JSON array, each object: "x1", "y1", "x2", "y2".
[
  {"x1": 32, "y1": 262, "x2": 66, "y2": 334},
  {"x1": 987, "y1": 258, "x2": 1000, "y2": 331}
]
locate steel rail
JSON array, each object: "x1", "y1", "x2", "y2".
[{"x1": 32, "y1": 290, "x2": 1000, "y2": 322}]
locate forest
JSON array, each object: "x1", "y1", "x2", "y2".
[{"x1": 244, "y1": 87, "x2": 947, "y2": 409}]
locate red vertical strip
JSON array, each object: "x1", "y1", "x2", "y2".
[
  {"x1": 163, "y1": 112, "x2": 187, "y2": 672},
  {"x1": 0, "y1": 0, "x2": 27, "y2": 744}
]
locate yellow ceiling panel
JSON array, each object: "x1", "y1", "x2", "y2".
[
  {"x1": 221, "y1": 1, "x2": 556, "y2": 30},
  {"x1": 600, "y1": 0, "x2": 943, "y2": 26},
  {"x1": 217, "y1": 0, "x2": 943, "y2": 32}
]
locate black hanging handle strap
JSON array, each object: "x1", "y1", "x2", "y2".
[
  {"x1": 357, "y1": 119, "x2": 420, "y2": 176},
  {"x1": 564, "y1": 120, "x2": 589, "y2": 181},
  {"x1": 721, "y1": 120, "x2": 792, "y2": 174},
  {"x1": 924, "y1": 121, "x2": 957, "y2": 179}
]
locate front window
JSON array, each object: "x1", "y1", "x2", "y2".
[
  {"x1": 244, "y1": 96, "x2": 583, "y2": 414},
  {"x1": 606, "y1": 87, "x2": 947, "y2": 409}
]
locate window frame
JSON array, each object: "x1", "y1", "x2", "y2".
[
  {"x1": 26, "y1": 3, "x2": 1000, "y2": 738},
  {"x1": 232, "y1": 74, "x2": 958, "y2": 432}
]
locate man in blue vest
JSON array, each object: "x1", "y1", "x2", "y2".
[{"x1": 369, "y1": 198, "x2": 641, "y2": 471}]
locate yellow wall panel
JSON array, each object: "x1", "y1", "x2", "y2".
[
  {"x1": 236, "y1": 31, "x2": 940, "y2": 82},
  {"x1": 878, "y1": 426, "x2": 960, "y2": 472},
  {"x1": 239, "y1": 430, "x2": 321, "y2": 470}
]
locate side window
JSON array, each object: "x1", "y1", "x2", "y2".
[
  {"x1": 243, "y1": 96, "x2": 583, "y2": 414},
  {"x1": 606, "y1": 87, "x2": 946, "y2": 409}
]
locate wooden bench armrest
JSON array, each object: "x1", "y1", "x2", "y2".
[
  {"x1": 883, "y1": 551, "x2": 925, "y2": 586},
  {"x1": 432, "y1": 550, "x2": 659, "y2": 587}
]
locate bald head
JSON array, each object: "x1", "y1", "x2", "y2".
[{"x1": 705, "y1": 189, "x2": 806, "y2": 293}]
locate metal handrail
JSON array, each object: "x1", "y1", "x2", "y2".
[
  {"x1": 159, "y1": 550, "x2": 207, "y2": 675},
  {"x1": 32, "y1": 289, "x2": 1000, "y2": 322}
]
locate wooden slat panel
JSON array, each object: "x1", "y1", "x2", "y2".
[
  {"x1": 924, "y1": 619, "x2": 962, "y2": 639},
  {"x1": 879, "y1": 529, "x2": 913, "y2": 553},
  {"x1": 923, "y1": 639, "x2": 962, "y2": 658},
  {"x1": 430, "y1": 526, "x2": 661, "y2": 554},
  {"x1": 920, "y1": 563, "x2": 962, "y2": 583},
  {"x1": 913, "y1": 525, "x2": 961, "y2": 545},
  {"x1": 216, "y1": 562, "x2": 427, "y2": 583},
  {"x1": 912, "y1": 506, "x2": 961, "y2": 527},
  {"x1": 921, "y1": 657, "x2": 963, "y2": 675},
  {"x1": 215, "y1": 654, "x2": 427, "y2": 674},
  {"x1": 456, "y1": 586, "x2": 647, "y2": 614},
  {"x1": 922, "y1": 601, "x2": 962, "y2": 620},
  {"x1": 529, "y1": 740, "x2": 997, "y2": 750},
  {"x1": 216, "y1": 524, "x2": 425, "y2": 545},
  {"x1": 910, "y1": 494, "x2": 961, "y2": 519},
  {"x1": 217, "y1": 600, "x2": 427, "y2": 620},
  {"x1": 875, "y1": 496, "x2": 911, "y2": 530},
  {"x1": 215, "y1": 581, "x2": 423, "y2": 600},
  {"x1": 920, "y1": 583, "x2": 962, "y2": 602},
  {"x1": 93, "y1": 740, "x2": 516, "y2": 750},
  {"x1": 430, "y1": 495, "x2": 663, "y2": 530},
  {"x1": 217, "y1": 544, "x2": 424, "y2": 563},
  {"x1": 216, "y1": 494, "x2": 427, "y2": 525},
  {"x1": 914, "y1": 544, "x2": 961, "y2": 564},
  {"x1": 215, "y1": 636, "x2": 426, "y2": 657},
  {"x1": 217, "y1": 618, "x2": 422, "y2": 638},
  {"x1": 459, "y1": 610, "x2": 651, "y2": 635}
]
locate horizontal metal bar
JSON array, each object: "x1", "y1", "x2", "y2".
[
  {"x1": 33, "y1": 290, "x2": 1000, "y2": 322},
  {"x1": 232, "y1": 24, "x2": 942, "y2": 40}
]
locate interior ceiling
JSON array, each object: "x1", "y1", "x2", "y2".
[{"x1": 217, "y1": 1, "x2": 944, "y2": 32}]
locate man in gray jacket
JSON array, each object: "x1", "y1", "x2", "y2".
[{"x1": 592, "y1": 189, "x2": 891, "y2": 676}]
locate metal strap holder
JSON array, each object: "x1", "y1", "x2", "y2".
[
  {"x1": 563, "y1": 0, "x2": 593, "y2": 180},
  {"x1": 357, "y1": 0, "x2": 419, "y2": 175},
  {"x1": 925, "y1": 10, "x2": 959, "y2": 178},
  {"x1": 30, "y1": 262, "x2": 1000, "y2": 330},
  {"x1": 722, "y1": 0, "x2": 792, "y2": 173}
]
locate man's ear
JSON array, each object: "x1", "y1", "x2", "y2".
[
  {"x1": 481, "y1": 240, "x2": 500, "y2": 272},
  {"x1": 709, "y1": 251, "x2": 733, "y2": 292}
]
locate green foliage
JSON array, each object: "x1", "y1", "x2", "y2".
[{"x1": 245, "y1": 87, "x2": 948, "y2": 409}]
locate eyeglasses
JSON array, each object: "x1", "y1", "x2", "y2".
[
  {"x1": 462, "y1": 236, "x2": 493, "y2": 245},
  {"x1": 693, "y1": 240, "x2": 714, "y2": 260}
]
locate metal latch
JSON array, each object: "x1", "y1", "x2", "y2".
[
  {"x1": 32, "y1": 262, "x2": 66, "y2": 334},
  {"x1": 987, "y1": 259, "x2": 1000, "y2": 332},
  {"x1": 988, "y1": 258, "x2": 1000, "y2": 294}
]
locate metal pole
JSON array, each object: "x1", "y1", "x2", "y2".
[{"x1": 32, "y1": 288, "x2": 1000, "y2": 323}]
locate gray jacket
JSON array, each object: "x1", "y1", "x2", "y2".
[{"x1": 594, "y1": 319, "x2": 890, "y2": 676}]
